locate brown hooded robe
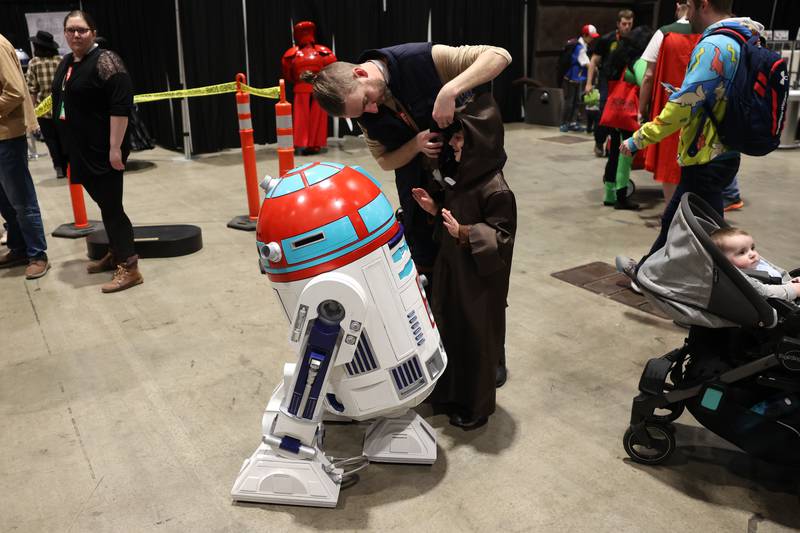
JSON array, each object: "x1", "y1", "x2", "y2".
[{"x1": 429, "y1": 93, "x2": 516, "y2": 419}]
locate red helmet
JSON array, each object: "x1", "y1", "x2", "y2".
[{"x1": 293, "y1": 21, "x2": 316, "y2": 46}]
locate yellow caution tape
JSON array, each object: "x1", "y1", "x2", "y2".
[
  {"x1": 241, "y1": 84, "x2": 281, "y2": 99},
  {"x1": 34, "y1": 81, "x2": 281, "y2": 118},
  {"x1": 35, "y1": 97, "x2": 53, "y2": 117},
  {"x1": 133, "y1": 81, "x2": 238, "y2": 103}
]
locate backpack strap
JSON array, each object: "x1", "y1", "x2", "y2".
[
  {"x1": 709, "y1": 26, "x2": 763, "y2": 47},
  {"x1": 692, "y1": 26, "x2": 752, "y2": 154},
  {"x1": 709, "y1": 26, "x2": 747, "y2": 44}
]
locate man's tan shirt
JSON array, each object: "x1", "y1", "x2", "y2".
[{"x1": 0, "y1": 34, "x2": 39, "y2": 141}]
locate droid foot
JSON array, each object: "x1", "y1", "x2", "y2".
[
  {"x1": 362, "y1": 410, "x2": 437, "y2": 464},
  {"x1": 231, "y1": 441, "x2": 342, "y2": 507}
]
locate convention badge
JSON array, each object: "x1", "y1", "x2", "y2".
[{"x1": 58, "y1": 100, "x2": 65, "y2": 121}]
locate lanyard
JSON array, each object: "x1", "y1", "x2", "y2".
[
  {"x1": 391, "y1": 99, "x2": 419, "y2": 132},
  {"x1": 62, "y1": 65, "x2": 73, "y2": 90},
  {"x1": 58, "y1": 65, "x2": 73, "y2": 121}
]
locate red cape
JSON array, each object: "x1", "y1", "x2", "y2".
[{"x1": 644, "y1": 32, "x2": 701, "y2": 183}]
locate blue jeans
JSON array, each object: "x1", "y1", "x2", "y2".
[
  {"x1": 721, "y1": 175, "x2": 740, "y2": 201},
  {"x1": 646, "y1": 156, "x2": 740, "y2": 258},
  {"x1": 0, "y1": 135, "x2": 47, "y2": 258}
]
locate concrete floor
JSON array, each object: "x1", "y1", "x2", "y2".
[{"x1": 2, "y1": 124, "x2": 799, "y2": 532}]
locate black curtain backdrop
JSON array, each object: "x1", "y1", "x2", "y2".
[
  {"x1": 245, "y1": 0, "x2": 292, "y2": 146},
  {"x1": 732, "y1": 0, "x2": 800, "y2": 39},
  {"x1": 431, "y1": 0, "x2": 525, "y2": 122},
  {"x1": 83, "y1": 0, "x2": 183, "y2": 151},
  {"x1": 179, "y1": 0, "x2": 247, "y2": 154}
]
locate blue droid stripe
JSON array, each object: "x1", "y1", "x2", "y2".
[
  {"x1": 265, "y1": 217, "x2": 395, "y2": 275},
  {"x1": 358, "y1": 194, "x2": 393, "y2": 233},
  {"x1": 305, "y1": 163, "x2": 341, "y2": 186},
  {"x1": 352, "y1": 165, "x2": 382, "y2": 189},
  {"x1": 269, "y1": 173, "x2": 305, "y2": 198},
  {"x1": 399, "y1": 259, "x2": 414, "y2": 279},
  {"x1": 391, "y1": 242, "x2": 409, "y2": 263},
  {"x1": 281, "y1": 216, "x2": 358, "y2": 264}
]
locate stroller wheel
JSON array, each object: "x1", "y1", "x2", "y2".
[
  {"x1": 627, "y1": 179, "x2": 636, "y2": 197},
  {"x1": 651, "y1": 403, "x2": 685, "y2": 424},
  {"x1": 623, "y1": 424, "x2": 675, "y2": 465}
]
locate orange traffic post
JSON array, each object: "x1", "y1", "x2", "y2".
[
  {"x1": 52, "y1": 164, "x2": 100, "y2": 238},
  {"x1": 275, "y1": 79, "x2": 295, "y2": 177},
  {"x1": 228, "y1": 72, "x2": 261, "y2": 231}
]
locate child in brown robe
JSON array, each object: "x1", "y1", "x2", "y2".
[{"x1": 412, "y1": 93, "x2": 516, "y2": 429}]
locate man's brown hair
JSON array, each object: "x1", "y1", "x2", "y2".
[
  {"x1": 691, "y1": 0, "x2": 733, "y2": 12},
  {"x1": 618, "y1": 9, "x2": 634, "y2": 21},
  {"x1": 300, "y1": 62, "x2": 361, "y2": 117},
  {"x1": 711, "y1": 227, "x2": 750, "y2": 249}
]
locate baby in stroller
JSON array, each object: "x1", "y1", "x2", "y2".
[
  {"x1": 622, "y1": 193, "x2": 800, "y2": 468},
  {"x1": 711, "y1": 227, "x2": 800, "y2": 302}
]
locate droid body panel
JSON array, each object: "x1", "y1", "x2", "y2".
[{"x1": 232, "y1": 163, "x2": 446, "y2": 507}]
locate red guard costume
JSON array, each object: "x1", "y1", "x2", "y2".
[
  {"x1": 644, "y1": 29, "x2": 700, "y2": 184},
  {"x1": 282, "y1": 21, "x2": 337, "y2": 155}
]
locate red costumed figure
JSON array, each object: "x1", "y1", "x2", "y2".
[
  {"x1": 644, "y1": 31, "x2": 700, "y2": 184},
  {"x1": 282, "y1": 21, "x2": 337, "y2": 155}
]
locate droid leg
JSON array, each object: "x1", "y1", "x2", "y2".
[
  {"x1": 362, "y1": 409, "x2": 438, "y2": 464},
  {"x1": 232, "y1": 285, "x2": 368, "y2": 507}
]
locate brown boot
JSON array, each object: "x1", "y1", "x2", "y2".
[
  {"x1": 87, "y1": 251, "x2": 116, "y2": 274},
  {"x1": 25, "y1": 258, "x2": 50, "y2": 279},
  {"x1": 101, "y1": 257, "x2": 143, "y2": 293}
]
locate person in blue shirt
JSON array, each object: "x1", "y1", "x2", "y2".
[{"x1": 560, "y1": 25, "x2": 598, "y2": 132}]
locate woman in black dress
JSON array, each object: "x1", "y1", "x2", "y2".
[{"x1": 52, "y1": 10, "x2": 143, "y2": 293}]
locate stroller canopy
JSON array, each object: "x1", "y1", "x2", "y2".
[{"x1": 637, "y1": 193, "x2": 778, "y2": 329}]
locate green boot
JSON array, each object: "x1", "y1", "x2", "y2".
[
  {"x1": 614, "y1": 154, "x2": 639, "y2": 210},
  {"x1": 603, "y1": 182, "x2": 616, "y2": 206}
]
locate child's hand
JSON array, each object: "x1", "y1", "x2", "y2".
[
  {"x1": 412, "y1": 187, "x2": 438, "y2": 215},
  {"x1": 441, "y1": 209, "x2": 460, "y2": 239}
]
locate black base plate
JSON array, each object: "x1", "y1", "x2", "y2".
[
  {"x1": 86, "y1": 224, "x2": 203, "y2": 260},
  {"x1": 227, "y1": 215, "x2": 257, "y2": 231},
  {"x1": 52, "y1": 220, "x2": 102, "y2": 239}
]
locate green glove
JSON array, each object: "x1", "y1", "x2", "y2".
[{"x1": 583, "y1": 88, "x2": 600, "y2": 107}]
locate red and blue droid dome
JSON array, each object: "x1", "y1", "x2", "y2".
[{"x1": 256, "y1": 162, "x2": 400, "y2": 283}]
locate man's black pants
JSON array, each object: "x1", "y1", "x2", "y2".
[{"x1": 646, "y1": 156, "x2": 740, "y2": 258}]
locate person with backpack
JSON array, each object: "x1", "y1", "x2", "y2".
[
  {"x1": 616, "y1": 0, "x2": 787, "y2": 280},
  {"x1": 559, "y1": 24, "x2": 598, "y2": 133}
]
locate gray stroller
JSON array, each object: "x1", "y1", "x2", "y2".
[{"x1": 623, "y1": 193, "x2": 800, "y2": 466}]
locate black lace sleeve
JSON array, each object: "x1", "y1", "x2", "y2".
[
  {"x1": 97, "y1": 50, "x2": 128, "y2": 80},
  {"x1": 97, "y1": 50, "x2": 134, "y2": 117}
]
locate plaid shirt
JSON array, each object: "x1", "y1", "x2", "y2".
[{"x1": 26, "y1": 55, "x2": 61, "y2": 118}]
